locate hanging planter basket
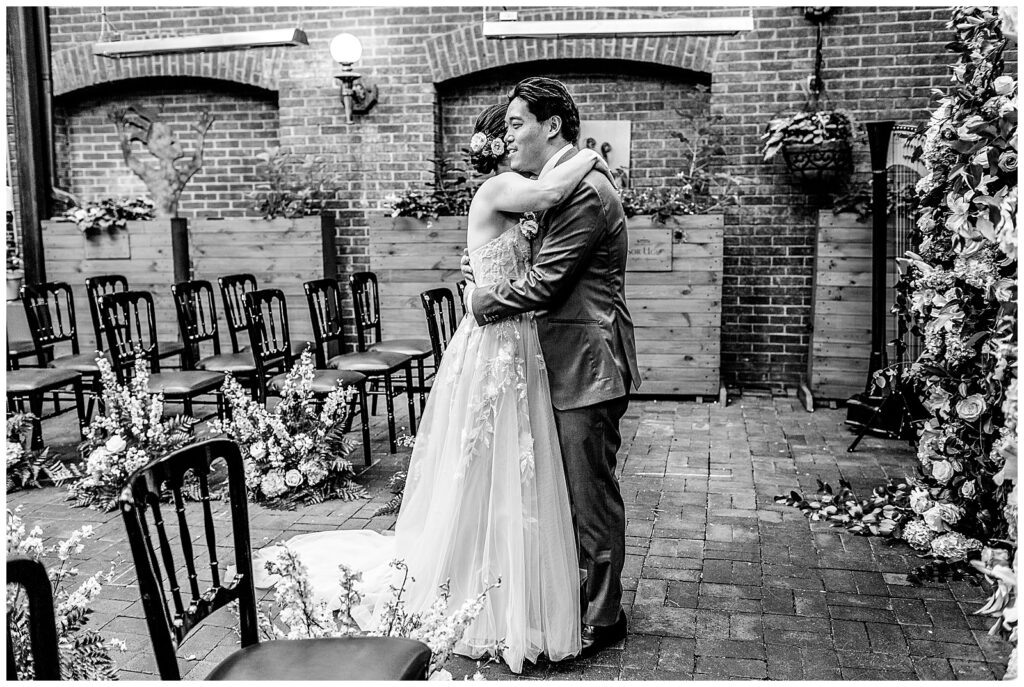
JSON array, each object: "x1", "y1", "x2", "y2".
[{"x1": 782, "y1": 138, "x2": 853, "y2": 186}]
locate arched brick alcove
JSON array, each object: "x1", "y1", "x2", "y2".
[
  {"x1": 50, "y1": 45, "x2": 286, "y2": 97},
  {"x1": 423, "y1": 10, "x2": 721, "y2": 86},
  {"x1": 53, "y1": 76, "x2": 280, "y2": 217}
]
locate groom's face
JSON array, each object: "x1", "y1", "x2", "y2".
[{"x1": 504, "y1": 97, "x2": 552, "y2": 175}]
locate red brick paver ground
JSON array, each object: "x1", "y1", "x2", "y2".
[{"x1": 6, "y1": 394, "x2": 1010, "y2": 680}]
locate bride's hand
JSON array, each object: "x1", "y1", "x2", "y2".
[{"x1": 460, "y1": 249, "x2": 476, "y2": 283}]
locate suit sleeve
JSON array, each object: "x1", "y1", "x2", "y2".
[{"x1": 471, "y1": 178, "x2": 607, "y2": 325}]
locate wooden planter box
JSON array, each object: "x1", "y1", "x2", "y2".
[
  {"x1": 42, "y1": 216, "x2": 332, "y2": 352},
  {"x1": 367, "y1": 214, "x2": 723, "y2": 398},
  {"x1": 806, "y1": 210, "x2": 897, "y2": 403}
]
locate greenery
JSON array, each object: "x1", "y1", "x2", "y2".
[
  {"x1": 372, "y1": 469, "x2": 407, "y2": 518},
  {"x1": 210, "y1": 350, "x2": 367, "y2": 508},
  {"x1": 830, "y1": 180, "x2": 921, "y2": 222},
  {"x1": 6, "y1": 509, "x2": 124, "y2": 680},
  {"x1": 250, "y1": 147, "x2": 338, "y2": 220},
  {"x1": 385, "y1": 157, "x2": 475, "y2": 221},
  {"x1": 622, "y1": 111, "x2": 744, "y2": 223},
  {"x1": 70, "y1": 355, "x2": 199, "y2": 512},
  {"x1": 6, "y1": 414, "x2": 80, "y2": 493},
  {"x1": 61, "y1": 196, "x2": 155, "y2": 236},
  {"x1": 760, "y1": 109, "x2": 856, "y2": 163},
  {"x1": 246, "y1": 546, "x2": 499, "y2": 679},
  {"x1": 780, "y1": 8, "x2": 1017, "y2": 676}
]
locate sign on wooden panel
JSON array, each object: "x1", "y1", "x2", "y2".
[{"x1": 627, "y1": 228, "x2": 672, "y2": 271}]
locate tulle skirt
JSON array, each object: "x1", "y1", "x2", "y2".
[{"x1": 254, "y1": 313, "x2": 581, "y2": 673}]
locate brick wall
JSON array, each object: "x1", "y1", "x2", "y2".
[
  {"x1": 12, "y1": 5, "x2": 1015, "y2": 387},
  {"x1": 53, "y1": 79, "x2": 279, "y2": 217},
  {"x1": 439, "y1": 66, "x2": 711, "y2": 188}
]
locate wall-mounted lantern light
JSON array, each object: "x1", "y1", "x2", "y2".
[{"x1": 331, "y1": 33, "x2": 378, "y2": 124}]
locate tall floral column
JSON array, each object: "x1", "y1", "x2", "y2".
[{"x1": 896, "y1": 6, "x2": 1016, "y2": 677}]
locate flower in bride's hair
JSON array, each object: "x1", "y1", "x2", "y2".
[
  {"x1": 490, "y1": 138, "x2": 505, "y2": 156},
  {"x1": 469, "y1": 132, "x2": 487, "y2": 153}
]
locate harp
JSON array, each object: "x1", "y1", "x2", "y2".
[{"x1": 844, "y1": 123, "x2": 927, "y2": 451}]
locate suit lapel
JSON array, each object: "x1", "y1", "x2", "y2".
[{"x1": 533, "y1": 147, "x2": 580, "y2": 262}]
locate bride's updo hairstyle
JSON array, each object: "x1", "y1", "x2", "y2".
[{"x1": 467, "y1": 103, "x2": 508, "y2": 175}]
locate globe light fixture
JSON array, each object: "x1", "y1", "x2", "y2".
[{"x1": 331, "y1": 33, "x2": 378, "y2": 124}]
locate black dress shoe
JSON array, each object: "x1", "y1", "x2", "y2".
[{"x1": 579, "y1": 610, "x2": 627, "y2": 658}]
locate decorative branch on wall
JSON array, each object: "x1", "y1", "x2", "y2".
[{"x1": 108, "y1": 105, "x2": 216, "y2": 217}]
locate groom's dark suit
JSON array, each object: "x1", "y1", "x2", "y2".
[{"x1": 470, "y1": 146, "x2": 641, "y2": 627}]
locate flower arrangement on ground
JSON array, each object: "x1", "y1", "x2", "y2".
[
  {"x1": 7, "y1": 414, "x2": 59, "y2": 492},
  {"x1": 249, "y1": 545, "x2": 500, "y2": 679},
  {"x1": 209, "y1": 350, "x2": 367, "y2": 507},
  {"x1": 70, "y1": 355, "x2": 198, "y2": 511},
  {"x1": 889, "y1": 6, "x2": 1017, "y2": 563},
  {"x1": 6, "y1": 508, "x2": 125, "y2": 680}
]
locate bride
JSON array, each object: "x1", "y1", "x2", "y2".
[{"x1": 254, "y1": 103, "x2": 605, "y2": 673}]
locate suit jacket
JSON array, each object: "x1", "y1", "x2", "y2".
[{"x1": 471, "y1": 147, "x2": 641, "y2": 410}]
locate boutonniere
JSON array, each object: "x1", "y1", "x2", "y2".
[{"x1": 518, "y1": 212, "x2": 539, "y2": 240}]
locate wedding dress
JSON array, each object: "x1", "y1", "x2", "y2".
[{"x1": 253, "y1": 225, "x2": 581, "y2": 673}]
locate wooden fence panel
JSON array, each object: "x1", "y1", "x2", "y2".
[{"x1": 367, "y1": 214, "x2": 723, "y2": 396}]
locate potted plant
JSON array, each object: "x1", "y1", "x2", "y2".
[
  {"x1": 249, "y1": 146, "x2": 338, "y2": 219},
  {"x1": 61, "y1": 196, "x2": 155, "y2": 236},
  {"x1": 761, "y1": 109, "x2": 856, "y2": 183}
]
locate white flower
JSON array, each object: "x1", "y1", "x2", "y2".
[
  {"x1": 909, "y1": 487, "x2": 934, "y2": 515},
  {"x1": 260, "y1": 471, "x2": 287, "y2": 498},
  {"x1": 955, "y1": 394, "x2": 986, "y2": 422},
  {"x1": 284, "y1": 469, "x2": 304, "y2": 488},
  {"x1": 960, "y1": 480, "x2": 977, "y2": 499},
  {"x1": 469, "y1": 132, "x2": 487, "y2": 153},
  {"x1": 249, "y1": 441, "x2": 267, "y2": 460},
  {"x1": 902, "y1": 518, "x2": 937, "y2": 550},
  {"x1": 489, "y1": 138, "x2": 505, "y2": 156},
  {"x1": 923, "y1": 505, "x2": 951, "y2": 533},
  {"x1": 931, "y1": 460, "x2": 955, "y2": 484},
  {"x1": 993, "y1": 75, "x2": 1015, "y2": 96},
  {"x1": 104, "y1": 434, "x2": 127, "y2": 453},
  {"x1": 930, "y1": 532, "x2": 983, "y2": 562}
]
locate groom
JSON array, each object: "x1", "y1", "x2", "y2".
[{"x1": 461, "y1": 76, "x2": 641, "y2": 658}]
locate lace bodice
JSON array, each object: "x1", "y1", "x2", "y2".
[{"x1": 470, "y1": 227, "x2": 530, "y2": 287}]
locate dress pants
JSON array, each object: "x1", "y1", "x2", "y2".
[{"x1": 553, "y1": 394, "x2": 629, "y2": 627}]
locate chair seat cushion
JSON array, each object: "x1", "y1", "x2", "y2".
[
  {"x1": 369, "y1": 338, "x2": 434, "y2": 358},
  {"x1": 327, "y1": 350, "x2": 411, "y2": 373},
  {"x1": 197, "y1": 352, "x2": 256, "y2": 374},
  {"x1": 6, "y1": 368, "x2": 81, "y2": 393},
  {"x1": 158, "y1": 340, "x2": 186, "y2": 358},
  {"x1": 206, "y1": 636, "x2": 430, "y2": 681},
  {"x1": 49, "y1": 352, "x2": 108, "y2": 374},
  {"x1": 268, "y1": 369, "x2": 366, "y2": 395},
  {"x1": 147, "y1": 371, "x2": 223, "y2": 396}
]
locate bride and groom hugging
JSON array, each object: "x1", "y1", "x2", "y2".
[{"x1": 256, "y1": 77, "x2": 641, "y2": 673}]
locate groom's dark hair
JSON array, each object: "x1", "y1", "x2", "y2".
[{"x1": 508, "y1": 77, "x2": 580, "y2": 145}]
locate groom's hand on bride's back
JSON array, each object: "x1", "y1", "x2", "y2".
[{"x1": 460, "y1": 249, "x2": 475, "y2": 284}]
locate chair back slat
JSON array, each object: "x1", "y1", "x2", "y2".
[
  {"x1": 198, "y1": 471, "x2": 221, "y2": 588},
  {"x1": 171, "y1": 489, "x2": 203, "y2": 604},
  {"x1": 85, "y1": 275, "x2": 128, "y2": 352},
  {"x1": 349, "y1": 271, "x2": 382, "y2": 351},
  {"x1": 218, "y1": 274, "x2": 257, "y2": 353},
  {"x1": 172, "y1": 280, "x2": 222, "y2": 368},
  {"x1": 304, "y1": 278, "x2": 348, "y2": 367},
  {"x1": 119, "y1": 439, "x2": 258, "y2": 679},
  {"x1": 6, "y1": 556, "x2": 61, "y2": 680},
  {"x1": 244, "y1": 288, "x2": 293, "y2": 402},
  {"x1": 99, "y1": 290, "x2": 161, "y2": 380},
  {"x1": 149, "y1": 498, "x2": 187, "y2": 622},
  {"x1": 22, "y1": 281, "x2": 82, "y2": 363},
  {"x1": 420, "y1": 287, "x2": 459, "y2": 364}
]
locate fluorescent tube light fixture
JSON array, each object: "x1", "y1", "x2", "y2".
[
  {"x1": 92, "y1": 28, "x2": 308, "y2": 58},
  {"x1": 483, "y1": 17, "x2": 754, "y2": 39}
]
